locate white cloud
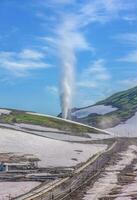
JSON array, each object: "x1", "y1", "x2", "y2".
[
  {"x1": 36, "y1": 0, "x2": 135, "y2": 109},
  {"x1": 78, "y1": 59, "x2": 111, "y2": 89},
  {"x1": 19, "y1": 49, "x2": 45, "y2": 60},
  {"x1": 77, "y1": 0, "x2": 134, "y2": 26},
  {"x1": 40, "y1": 0, "x2": 135, "y2": 72},
  {"x1": 0, "y1": 49, "x2": 50, "y2": 76},
  {"x1": 49, "y1": 0, "x2": 75, "y2": 5},
  {"x1": 45, "y1": 86, "x2": 58, "y2": 95},
  {"x1": 118, "y1": 50, "x2": 137, "y2": 63},
  {"x1": 114, "y1": 33, "x2": 137, "y2": 45},
  {"x1": 119, "y1": 78, "x2": 137, "y2": 88},
  {"x1": 39, "y1": 0, "x2": 75, "y2": 6},
  {"x1": 114, "y1": 33, "x2": 137, "y2": 63},
  {"x1": 42, "y1": 0, "x2": 133, "y2": 51},
  {"x1": 77, "y1": 81, "x2": 97, "y2": 88},
  {"x1": 122, "y1": 16, "x2": 137, "y2": 22}
]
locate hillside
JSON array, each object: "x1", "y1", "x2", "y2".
[
  {"x1": 1, "y1": 86, "x2": 137, "y2": 134},
  {"x1": 0, "y1": 109, "x2": 108, "y2": 138},
  {"x1": 71, "y1": 86, "x2": 137, "y2": 129}
]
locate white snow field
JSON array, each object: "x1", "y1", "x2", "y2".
[
  {"x1": 72, "y1": 105, "x2": 117, "y2": 119},
  {"x1": 0, "y1": 109, "x2": 11, "y2": 115},
  {"x1": 0, "y1": 181, "x2": 40, "y2": 200},
  {"x1": 107, "y1": 112, "x2": 137, "y2": 137},
  {"x1": 88, "y1": 133, "x2": 113, "y2": 140},
  {"x1": 0, "y1": 128, "x2": 107, "y2": 167},
  {"x1": 14, "y1": 123, "x2": 93, "y2": 142},
  {"x1": 83, "y1": 145, "x2": 137, "y2": 200},
  {"x1": 115, "y1": 197, "x2": 131, "y2": 200},
  {"x1": 24, "y1": 131, "x2": 93, "y2": 142},
  {"x1": 41, "y1": 132, "x2": 112, "y2": 142},
  {"x1": 0, "y1": 123, "x2": 110, "y2": 142},
  {"x1": 15, "y1": 123, "x2": 66, "y2": 133}
]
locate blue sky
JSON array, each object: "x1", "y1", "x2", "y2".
[{"x1": 0, "y1": 0, "x2": 137, "y2": 115}]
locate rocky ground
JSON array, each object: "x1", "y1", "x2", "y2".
[{"x1": 64, "y1": 138, "x2": 137, "y2": 200}]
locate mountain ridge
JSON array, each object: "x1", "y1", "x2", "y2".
[{"x1": 71, "y1": 86, "x2": 137, "y2": 129}]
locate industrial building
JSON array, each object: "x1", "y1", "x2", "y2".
[{"x1": 0, "y1": 161, "x2": 39, "y2": 172}]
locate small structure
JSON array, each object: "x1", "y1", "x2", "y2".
[{"x1": 0, "y1": 161, "x2": 38, "y2": 172}]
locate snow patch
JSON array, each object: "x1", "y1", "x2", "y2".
[
  {"x1": 0, "y1": 128, "x2": 107, "y2": 167},
  {"x1": 107, "y1": 112, "x2": 137, "y2": 137},
  {"x1": 0, "y1": 182, "x2": 40, "y2": 200},
  {"x1": 115, "y1": 197, "x2": 131, "y2": 200},
  {"x1": 26, "y1": 131, "x2": 92, "y2": 142},
  {"x1": 0, "y1": 109, "x2": 11, "y2": 115},
  {"x1": 72, "y1": 105, "x2": 117, "y2": 118},
  {"x1": 88, "y1": 133, "x2": 113, "y2": 140}
]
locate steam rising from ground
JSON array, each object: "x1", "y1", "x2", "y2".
[
  {"x1": 57, "y1": 18, "x2": 89, "y2": 119},
  {"x1": 60, "y1": 62, "x2": 74, "y2": 119},
  {"x1": 58, "y1": 24, "x2": 75, "y2": 119},
  {"x1": 44, "y1": 0, "x2": 128, "y2": 119}
]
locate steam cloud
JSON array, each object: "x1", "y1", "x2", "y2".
[
  {"x1": 60, "y1": 62, "x2": 74, "y2": 119},
  {"x1": 60, "y1": 53, "x2": 75, "y2": 119},
  {"x1": 58, "y1": 22, "x2": 75, "y2": 119},
  {"x1": 54, "y1": 0, "x2": 121, "y2": 119},
  {"x1": 57, "y1": 18, "x2": 89, "y2": 119}
]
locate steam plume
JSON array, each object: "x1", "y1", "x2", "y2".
[
  {"x1": 60, "y1": 50, "x2": 75, "y2": 119},
  {"x1": 57, "y1": 18, "x2": 88, "y2": 119}
]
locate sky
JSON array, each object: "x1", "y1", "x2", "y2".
[{"x1": 0, "y1": 0, "x2": 137, "y2": 115}]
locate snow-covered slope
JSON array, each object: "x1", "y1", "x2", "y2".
[
  {"x1": 71, "y1": 86, "x2": 137, "y2": 132},
  {"x1": 72, "y1": 105, "x2": 117, "y2": 118},
  {"x1": 0, "y1": 182, "x2": 40, "y2": 200},
  {"x1": 107, "y1": 112, "x2": 137, "y2": 137},
  {"x1": 0, "y1": 109, "x2": 11, "y2": 115},
  {"x1": 0, "y1": 127, "x2": 107, "y2": 168}
]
